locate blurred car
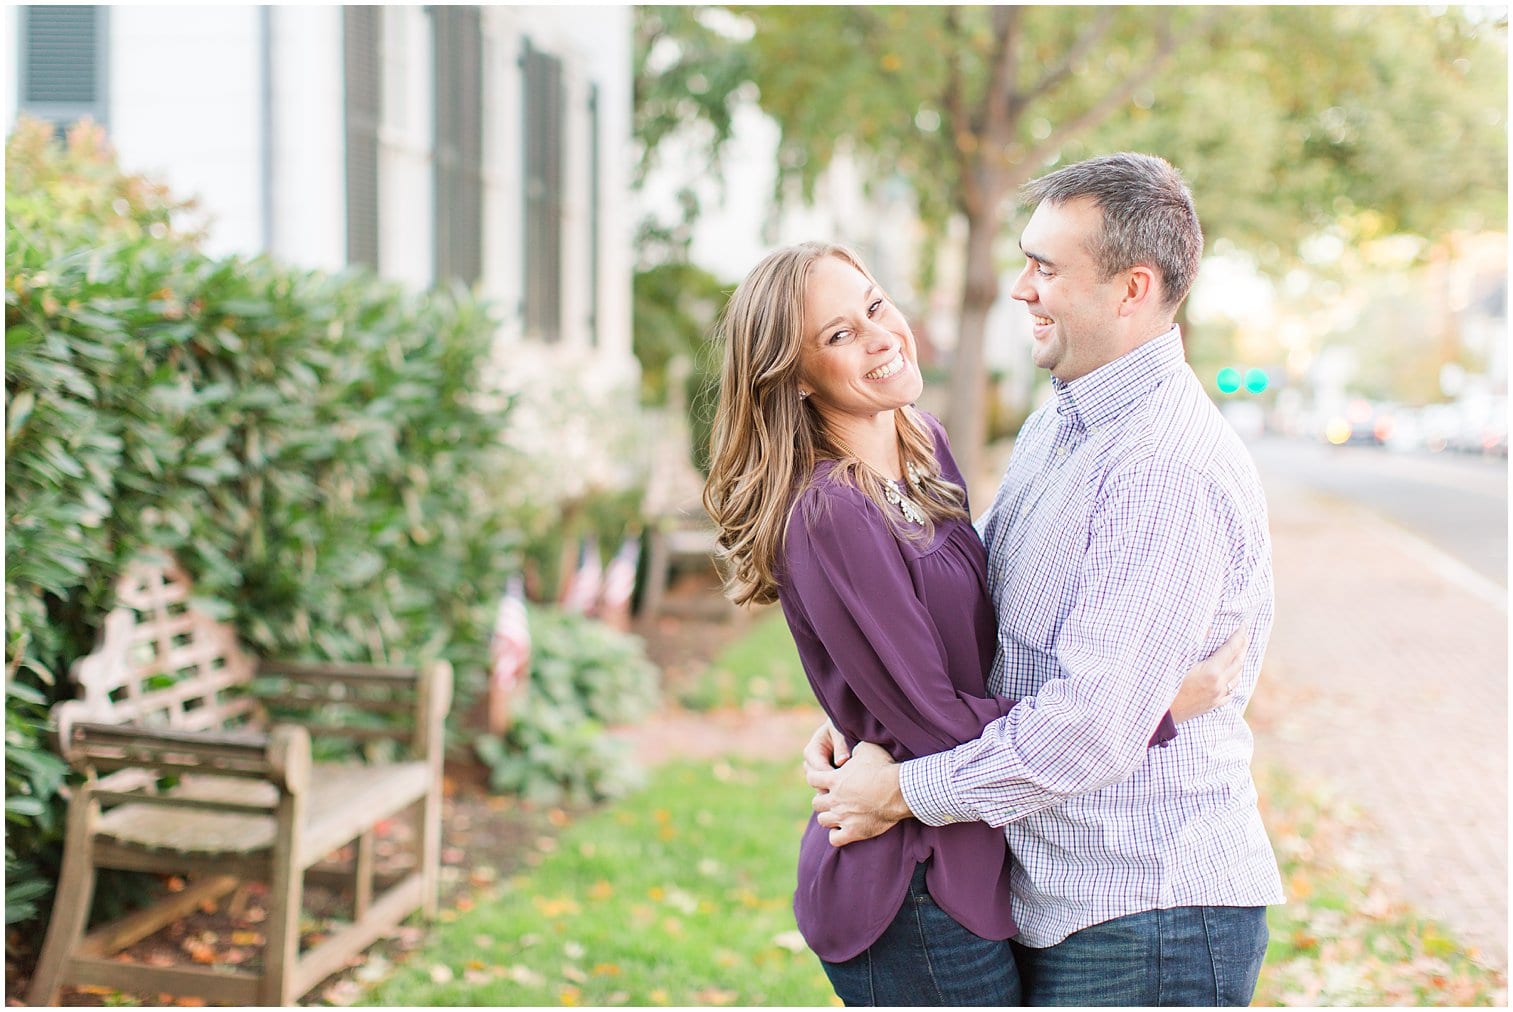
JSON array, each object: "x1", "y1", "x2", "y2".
[
  {"x1": 1322, "y1": 398, "x2": 1393, "y2": 446},
  {"x1": 1221, "y1": 401, "x2": 1266, "y2": 441}
]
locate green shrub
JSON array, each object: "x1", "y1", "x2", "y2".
[
  {"x1": 4, "y1": 118, "x2": 522, "y2": 925},
  {"x1": 474, "y1": 608, "x2": 661, "y2": 805}
]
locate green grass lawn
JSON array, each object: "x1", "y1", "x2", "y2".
[
  {"x1": 359, "y1": 757, "x2": 836, "y2": 1007},
  {"x1": 675, "y1": 610, "x2": 811, "y2": 711},
  {"x1": 360, "y1": 609, "x2": 1506, "y2": 1007}
]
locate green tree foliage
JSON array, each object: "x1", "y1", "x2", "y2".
[
  {"x1": 631, "y1": 259, "x2": 730, "y2": 472},
  {"x1": 635, "y1": 6, "x2": 1507, "y2": 478}
]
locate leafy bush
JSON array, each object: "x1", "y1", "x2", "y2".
[
  {"x1": 4, "y1": 118, "x2": 522, "y2": 925},
  {"x1": 632, "y1": 260, "x2": 729, "y2": 472},
  {"x1": 474, "y1": 608, "x2": 661, "y2": 805}
]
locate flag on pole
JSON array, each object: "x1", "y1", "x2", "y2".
[
  {"x1": 598, "y1": 535, "x2": 640, "y2": 630},
  {"x1": 487, "y1": 575, "x2": 531, "y2": 735},
  {"x1": 559, "y1": 537, "x2": 603, "y2": 614}
]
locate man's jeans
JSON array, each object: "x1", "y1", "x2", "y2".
[
  {"x1": 821, "y1": 863, "x2": 1021, "y2": 1007},
  {"x1": 1012, "y1": 905, "x2": 1269, "y2": 1007}
]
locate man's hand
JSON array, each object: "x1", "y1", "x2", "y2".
[{"x1": 806, "y1": 741, "x2": 910, "y2": 847}]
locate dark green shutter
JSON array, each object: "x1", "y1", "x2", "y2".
[
  {"x1": 19, "y1": 5, "x2": 108, "y2": 129},
  {"x1": 522, "y1": 39, "x2": 564, "y2": 342},
  {"x1": 434, "y1": 6, "x2": 483, "y2": 287},
  {"x1": 344, "y1": 6, "x2": 382, "y2": 269}
]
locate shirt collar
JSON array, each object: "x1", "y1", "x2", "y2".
[{"x1": 1052, "y1": 326, "x2": 1186, "y2": 428}]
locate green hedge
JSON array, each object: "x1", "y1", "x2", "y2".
[{"x1": 4, "y1": 120, "x2": 525, "y2": 925}]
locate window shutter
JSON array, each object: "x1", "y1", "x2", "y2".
[
  {"x1": 433, "y1": 6, "x2": 483, "y2": 287},
  {"x1": 344, "y1": 6, "x2": 382, "y2": 269},
  {"x1": 19, "y1": 5, "x2": 107, "y2": 129},
  {"x1": 521, "y1": 40, "x2": 564, "y2": 343}
]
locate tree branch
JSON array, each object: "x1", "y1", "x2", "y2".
[
  {"x1": 1022, "y1": 9, "x2": 1117, "y2": 108},
  {"x1": 941, "y1": 6, "x2": 983, "y2": 217},
  {"x1": 983, "y1": 6, "x2": 1022, "y2": 137},
  {"x1": 1016, "y1": 9, "x2": 1216, "y2": 169}
]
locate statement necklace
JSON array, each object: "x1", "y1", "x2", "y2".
[{"x1": 882, "y1": 461, "x2": 928, "y2": 526}]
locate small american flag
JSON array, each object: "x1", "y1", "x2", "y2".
[
  {"x1": 487, "y1": 576, "x2": 530, "y2": 734},
  {"x1": 559, "y1": 537, "x2": 603, "y2": 614},
  {"x1": 598, "y1": 535, "x2": 640, "y2": 630}
]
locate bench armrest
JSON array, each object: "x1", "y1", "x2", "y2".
[{"x1": 54, "y1": 701, "x2": 311, "y2": 795}]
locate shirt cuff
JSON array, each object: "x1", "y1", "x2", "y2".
[{"x1": 898, "y1": 751, "x2": 977, "y2": 827}]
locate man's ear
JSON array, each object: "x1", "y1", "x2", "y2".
[{"x1": 1118, "y1": 265, "x2": 1159, "y2": 317}]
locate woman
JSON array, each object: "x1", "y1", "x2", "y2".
[{"x1": 702, "y1": 242, "x2": 1237, "y2": 1006}]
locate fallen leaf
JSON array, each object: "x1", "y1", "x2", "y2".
[
  {"x1": 772, "y1": 929, "x2": 807, "y2": 953},
  {"x1": 693, "y1": 987, "x2": 737, "y2": 1005}
]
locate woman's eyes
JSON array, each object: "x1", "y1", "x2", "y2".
[{"x1": 826, "y1": 299, "x2": 887, "y2": 343}]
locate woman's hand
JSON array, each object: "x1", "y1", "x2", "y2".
[
  {"x1": 1172, "y1": 627, "x2": 1249, "y2": 722},
  {"x1": 803, "y1": 718, "x2": 851, "y2": 773}
]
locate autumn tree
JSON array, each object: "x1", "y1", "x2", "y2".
[{"x1": 635, "y1": 5, "x2": 1506, "y2": 482}]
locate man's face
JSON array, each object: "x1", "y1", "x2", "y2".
[{"x1": 1010, "y1": 196, "x2": 1129, "y2": 383}]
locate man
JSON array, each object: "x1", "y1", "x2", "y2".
[{"x1": 805, "y1": 152, "x2": 1284, "y2": 1006}]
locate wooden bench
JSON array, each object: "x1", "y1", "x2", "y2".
[{"x1": 26, "y1": 556, "x2": 452, "y2": 1006}]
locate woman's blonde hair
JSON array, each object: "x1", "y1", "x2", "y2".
[{"x1": 702, "y1": 241, "x2": 967, "y2": 607}]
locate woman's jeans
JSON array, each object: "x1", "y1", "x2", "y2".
[
  {"x1": 820, "y1": 863, "x2": 1021, "y2": 1007},
  {"x1": 1012, "y1": 905, "x2": 1269, "y2": 1006}
]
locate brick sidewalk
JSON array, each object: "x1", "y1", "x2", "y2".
[{"x1": 1250, "y1": 463, "x2": 1508, "y2": 970}]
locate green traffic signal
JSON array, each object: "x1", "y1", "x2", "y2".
[{"x1": 1215, "y1": 366, "x2": 1269, "y2": 395}]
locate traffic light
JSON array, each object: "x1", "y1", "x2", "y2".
[{"x1": 1215, "y1": 367, "x2": 1269, "y2": 395}]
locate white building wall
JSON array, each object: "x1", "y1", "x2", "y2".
[
  {"x1": 480, "y1": 6, "x2": 635, "y2": 364},
  {"x1": 379, "y1": 5, "x2": 435, "y2": 289},
  {"x1": 108, "y1": 7, "x2": 266, "y2": 260},
  {"x1": 267, "y1": 6, "x2": 344, "y2": 271}
]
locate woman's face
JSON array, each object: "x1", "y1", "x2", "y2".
[{"x1": 796, "y1": 256, "x2": 922, "y2": 422}]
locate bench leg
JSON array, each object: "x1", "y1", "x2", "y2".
[
  {"x1": 641, "y1": 529, "x2": 670, "y2": 620},
  {"x1": 354, "y1": 830, "x2": 374, "y2": 921},
  {"x1": 26, "y1": 791, "x2": 101, "y2": 1006},
  {"x1": 261, "y1": 798, "x2": 304, "y2": 1006},
  {"x1": 419, "y1": 789, "x2": 441, "y2": 920}
]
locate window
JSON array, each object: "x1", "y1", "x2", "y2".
[
  {"x1": 344, "y1": 6, "x2": 382, "y2": 269},
  {"x1": 521, "y1": 39, "x2": 563, "y2": 343},
  {"x1": 433, "y1": 5, "x2": 483, "y2": 287},
  {"x1": 18, "y1": 5, "x2": 108, "y2": 130}
]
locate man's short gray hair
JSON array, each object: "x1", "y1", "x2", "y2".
[{"x1": 1021, "y1": 152, "x2": 1203, "y2": 310}]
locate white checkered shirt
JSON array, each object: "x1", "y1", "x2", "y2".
[{"x1": 899, "y1": 327, "x2": 1285, "y2": 948}]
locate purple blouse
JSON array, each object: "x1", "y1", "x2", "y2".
[{"x1": 778, "y1": 415, "x2": 1018, "y2": 962}]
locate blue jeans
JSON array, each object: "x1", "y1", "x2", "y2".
[
  {"x1": 1012, "y1": 905, "x2": 1269, "y2": 1006},
  {"x1": 821, "y1": 863, "x2": 1021, "y2": 1007}
]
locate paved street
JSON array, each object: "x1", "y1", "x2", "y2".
[{"x1": 1249, "y1": 444, "x2": 1508, "y2": 970}]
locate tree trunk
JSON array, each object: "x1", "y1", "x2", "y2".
[{"x1": 945, "y1": 208, "x2": 1002, "y2": 497}]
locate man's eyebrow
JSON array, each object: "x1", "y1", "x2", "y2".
[
  {"x1": 1019, "y1": 242, "x2": 1055, "y2": 269},
  {"x1": 813, "y1": 283, "x2": 878, "y2": 341}
]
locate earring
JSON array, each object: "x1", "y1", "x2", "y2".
[{"x1": 799, "y1": 390, "x2": 810, "y2": 400}]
